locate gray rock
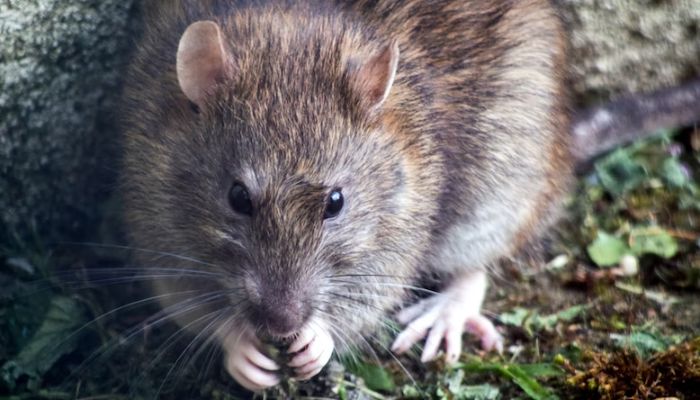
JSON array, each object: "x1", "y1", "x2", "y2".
[
  {"x1": 558, "y1": 0, "x2": 700, "y2": 100},
  {"x1": 0, "y1": 0, "x2": 134, "y2": 243}
]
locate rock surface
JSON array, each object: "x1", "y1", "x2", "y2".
[
  {"x1": 0, "y1": 0, "x2": 134, "y2": 243},
  {"x1": 0, "y1": 0, "x2": 698, "y2": 244},
  {"x1": 559, "y1": 0, "x2": 700, "y2": 101}
]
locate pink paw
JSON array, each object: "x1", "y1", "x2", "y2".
[
  {"x1": 465, "y1": 314, "x2": 503, "y2": 353},
  {"x1": 391, "y1": 273, "x2": 502, "y2": 363},
  {"x1": 224, "y1": 330, "x2": 280, "y2": 391},
  {"x1": 288, "y1": 321, "x2": 334, "y2": 381},
  {"x1": 223, "y1": 321, "x2": 334, "y2": 390}
]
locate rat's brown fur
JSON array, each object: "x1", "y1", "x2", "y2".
[{"x1": 121, "y1": 0, "x2": 570, "y2": 354}]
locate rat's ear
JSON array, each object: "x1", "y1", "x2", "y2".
[
  {"x1": 351, "y1": 41, "x2": 399, "y2": 112},
  {"x1": 177, "y1": 20, "x2": 229, "y2": 107}
]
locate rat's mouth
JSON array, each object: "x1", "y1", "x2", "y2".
[
  {"x1": 263, "y1": 331, "x2": 299, "y2": 345},
  {"x1": 258, "y1": 318, "x2": 307, "y2": 340}
]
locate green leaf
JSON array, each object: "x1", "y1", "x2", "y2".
[
  {"x1": 1, "y1": 296, "x2": 86, "y2": 391},
  {"x1": 500, "y1": 305, "x2": 588, "y2": 336},
  {"x1": 615, "y1": 282, "x2": 682, "y2": 311},
  {"x1": 348, "y1": 362, "x2": 395, "y2": 392},
  {"x1": 629, "y1": 227, "x2": 678, "y2": 259},
  {"x1": 457, "y1": 361, "x2": 558, "y2": 400},
  {"x1": 594, "y1": 148, "x2": 647, "y2": 196},
  {"x1": 501, "y1": 364, "x2": 558, "y2": 400},
  {"x1": 336, "y1": 379, "x2": 347, "y2": 400},
  {"x1": 534, "y1": 305, "x2": 588, "y2": 332},
  {"x1": 499, "y1": 307, "x2": 530, "y2": 327},
  {"x1": 542, "y1": 304, "x2": 588, "y2": 328},
  {"x1": 660, "y1": 158, "x2": 690, "y2": 188},
  {"x1": 401, "y1": 384, "x2": 422, "y2": 398},
  {"x1": 552, "y1": 304, "x2": 589, "y2": 322},
  {"x1": 436, "y1": 386, "x2": 448, "y2": 400},
  {"x1": 610, "y1": 331, "x2": 669, "y2": 358},
  {"x1": 587, "y1": 231, "x2": 629, "y2": 267},
  {"x1": 454, "y1": 384, "x2": 501, "y2": 400},
  {"x1": 0, "y1": 271, "x2": 51, "y2": 360},
  {"x1": 518, "y1": 363, "x2": 565, "y2": 378},
  {"x1": 679, "y1": 184, "x2": 700, "y2": 211},
  {"x1": 445, "y1": 368, "x2": 466, "y2": 393}
]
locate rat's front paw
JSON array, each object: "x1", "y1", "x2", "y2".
[
  {"x1": 287, "y1": 321, "x2": 334, "y2": 380},
  {"x1": 223, "y1": 330, "x2": 281, "y2": 391}
]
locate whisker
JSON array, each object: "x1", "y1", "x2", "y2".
[
  {"x1": 324, "y1": 293, "x2": 392, "y2": 315},
  {"x1": 316, "y1": 299, "x2": 419, "y2": 386},
  {"x1": 48, "y1": 289, "x2": 202, "y2": 359},
  {"x1": 321, "y1": 287, "x2": 403, "y2": 302},
  {"x1": 63, "y1": 290, "x2": 233, "y2": 386},
  {"x1": 198, "y1": 335, "x2": 224, "y2": 384},
  {"x1": 175, "y1": 307, "x2": 245, "y2": 384},
  {"x1": 155, "y1": 307, "x2": 230, "y2": 398},
  {"x1": 320, "y1": 299, "x2": 402, "y2": 339},
  {"x1": 50, "y1": 266, "x2": 225, "y2": 277},
  {"x1": 57, "y1": 241, "x2": 221, "y2": 269},
  {"x1": 367, "y1": 332, "x2": 417, "y2": 386},
  {"x1": 314, "y1": 308, "x2": 382, "y2": 368},
  {"x1": 326, "y1": 279, "x2": 438, "y2": 295},
  {"x1": 136, "y1": 307, "x2": 229, "y2": 397},
  {"x1": 329, "y1": 273, "x2": 415, "y2": 281},
  {"x1": 15, "y1": 268, "x2": 230, "y2": 299},
  {"x1": 196, "y1": 311, "x2": 238, "y2": 384},
  {"x1": 311, "y1": 307, "x2": 354, "y2": 359},
  {"x1": 140, "y1": 306, "x2": 225, "y2": 377},
  {"x1": 324, "y1": 300, "x2": 418, "y2": 386}
]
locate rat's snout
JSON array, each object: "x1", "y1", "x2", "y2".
[
  {"x1": 246, "y1": 279, "x2": 310, "y2": 337},
  {"x1": 252, "y1": 297, "x2": 307, "y2": 337}
]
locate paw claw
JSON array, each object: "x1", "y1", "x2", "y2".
[
  {"x1": 391, "y1": 302, "x2": 441, "y2": 354},
  {"x1": 393, "y1": 273, "x2": 501, "y2": 363},
  {"x1": 465, "y1": 315, "x2": 503, "y2": 353},
  {"x1": 445, "y1": 323, "x2": 463, "y2": 364},
  {"x1": 287, "y1": 321, "x2": 334, "y2": 381},
  {"x1": 289, "y1": 325, "x2": 316, "y2": 353},
  {"x1": 229, "y1": 364, "x2": 280, "y2": 391},
  {"x1": 244, "y1": 345, "x2": 280, "y2": 371},
  {"x1": 223, "y1": 330, "x2": 280, "y2": 391},
  {"x1": 420, "y1": 320, "x2": 446, "y2": 362}
]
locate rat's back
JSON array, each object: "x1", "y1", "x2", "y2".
[{"x1": 348, "y1": 0, "x2": 573, "y2": 270}]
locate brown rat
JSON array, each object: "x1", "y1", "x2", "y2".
[{"x1": 121, "y1": 0, "x2": 571, "y2": 391}]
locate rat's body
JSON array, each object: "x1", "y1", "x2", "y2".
[{"x1": 122, "y1": 0, "x2": 570, "y2": 391}]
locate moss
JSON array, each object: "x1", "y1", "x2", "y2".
[{"x1": 566, "y1": 339, "x2": 700, "y2": 399}]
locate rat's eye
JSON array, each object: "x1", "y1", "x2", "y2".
[
  {"x1": 324, "y1": 188, "x2": 344, "y2": 219},
  {"x1": 229, "y1": 182, "x2": 252, "y2": 215}
]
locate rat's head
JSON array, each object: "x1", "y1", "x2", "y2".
[{"x1": 124, "y1": 15, "x2": 441, "y2": 344}]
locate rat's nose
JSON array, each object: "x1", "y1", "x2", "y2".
[{"x1": 250, "y1": 294, "x2": 308, "y2": 337}]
